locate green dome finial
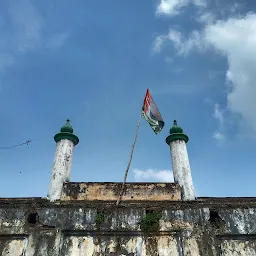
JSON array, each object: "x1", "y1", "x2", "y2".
[
  {"x1": 170, "y1": 120, "x2": 184, "y2": 134},
  {"x1": 166, "y1": 120, "x2": 189, "y2": 145},
  {"x1": 60, "y1": 119, "x2": 73, "y2": 134},
  {"x1": 54, "y1": 119, "x2": 79, "y2": 145}
]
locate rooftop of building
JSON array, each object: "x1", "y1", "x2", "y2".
[
  {"x1": 1, "y1": 195, "x2": 256, "y2": 210},
  {"x1": 61, "y1": 182, "x2": 181, "y2": 201}
]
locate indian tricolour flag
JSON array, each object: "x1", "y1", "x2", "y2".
[{"x1": 142, "y1": 89, "x2": 164, "y2": 134}]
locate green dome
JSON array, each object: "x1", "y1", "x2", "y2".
[
  {"x1": 170, "y1": 120, "x2": 183, "y2": 134},
  {"x1": 60, "y1": 119, "x2": 73, "y2": 133},
  {"x1": 166, "y1": 120, "x2": 189, "y2": 145},
  {"x1": 54, "y1": 119, "x2": 79, "y2": 145}
]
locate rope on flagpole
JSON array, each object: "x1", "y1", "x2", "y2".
[{"x1": 116, "y1": 112, "x2": 143, "y2": 206}]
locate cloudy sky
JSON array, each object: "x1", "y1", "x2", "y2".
[{"x1": 0, "y1": 0, "x2": 255, "y2": 198}]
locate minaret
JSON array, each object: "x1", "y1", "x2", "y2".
[
  {"x1": 166, "y1": 120, "x2": 195, "y2": 200},
  {"x1": 48, "y1": 119, "x2": 79, "y2": 201}
]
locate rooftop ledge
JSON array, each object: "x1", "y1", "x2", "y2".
[
  {"x1": 1, "y1": 197, "x2": 256, "y2": 210},
  {"x1": 61, "y1": 182, "x2": 181, "y2": 201}
]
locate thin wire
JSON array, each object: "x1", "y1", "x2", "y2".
[
  {"x1": 0, "y1": 140, "x2": 31, "y2": 149},
  {"x1": 0, "y1": 135, "x2": 53, "y2": 150}
]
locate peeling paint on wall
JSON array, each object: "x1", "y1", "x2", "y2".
[
  {"x1": 1, "y1": 197, "x2": 256, "y2": 255},
  {"x1": 220, "y1": 239, "x2": 256, "y2": 255},
  {"x1": 48, "y1": 139, "x2": 75, "y2": 201},
  {"x1": 61, "y1": 182, "x2": 181, "y2": 201},
  {"x1": 170, "y1": 140, "x2": 195, "y2": 200},
  {"x1": 0, "y1": 237, "x2": 27, "y2": 256},
  {"x1": 60, "y1": 234, "x2": 181, "y2": 256}
]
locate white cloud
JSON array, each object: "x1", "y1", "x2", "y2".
[
  {"x1": 212, "y1": 103, "x2": 226, "y2": 141},
  {"x1": 152, "y1": 35, "x2": 167, "y2": 52},
  {"x1": 156, "y1": 0, "x2": 189, "y2": 16},
  {"x1": 196, "y1": 12, "x2": 216, "y2": 24},
  {"x1": 204, "y1": 13, "x2": 256, "y2": 134},
  {"x1": 153, "y1": 29, "x2": 183, "y2": 53},
  {"x1": 133, "y1": 169, "x2": 174, "y2": 182},
  {"x1": 156, "y1": 0, "x2": 206, "y2": 16},
  {"x1": 153, "y1": 28, "x2": 206, "y2": 55},
  {"x1": 154, "y1": 12, "x2": 256, "y2": 135},
  {"x1": 167, "y1": 29, "x2": 183, "y2": 46},
  {"x1": 213, "y1": 103, "x2": 224, "y2": 126},
  {"x1": 212, "y1": 131, "x2": 225, "y2": 142},
  {"x1": 193, "y1": 0, "x2": 207, "y2": 8}
]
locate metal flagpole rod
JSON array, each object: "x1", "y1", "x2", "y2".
[{"x1": 116, "y1": 112, "x2": 143, "y2": 206}]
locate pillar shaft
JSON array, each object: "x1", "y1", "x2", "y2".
[
  {"x1": 48, "y1": 139, "x2": 75, "y2": 201},
  {"x1": 170, "y1": 140, "x2": 195, "y2": 200}
]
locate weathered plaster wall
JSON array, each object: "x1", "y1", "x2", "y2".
[
  {"x1": 60, "y1": 233, "x2": 181, "y2": 255},
  {"x1": 220, "y1": 237, "x2": 256, "y2": 256},
  {"x1": 1, "y1": 198, "x2": 256, "y2": 255},
  {"x1": 170, "y1": 140, "x2": 195, "y2": 200},
  {"x1": 48, "y1": 139, "x2": 75, "y2": 201},
  {"x1": 61, "y1": 182, "x2": 181, "y2": 201},
  {"x1": 0, "y1": 236, "x2": 27, "y2": 256}
]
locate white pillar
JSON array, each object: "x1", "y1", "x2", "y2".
[
  {"x1": 166, "y1": 120, "x2": 195, "y2": 200},
  {"x1": 48, "y1": 119, "x2": 79, "y2": 201}
]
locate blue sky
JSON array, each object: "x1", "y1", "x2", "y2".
[{"x1": 0, "y1": 0, "x2": 256, "y2": 198}]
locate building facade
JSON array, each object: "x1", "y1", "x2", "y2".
[{"x1": 0, "y1": 120, "x2": 255, "y2": 256}]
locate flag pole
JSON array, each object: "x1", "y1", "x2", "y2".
[{"x1": 116, "y1": 112, "x2": 143, "y2": 206}]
